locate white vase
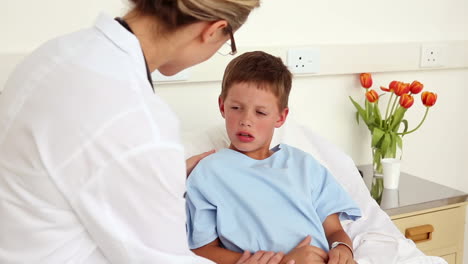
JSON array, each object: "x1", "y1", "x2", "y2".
[
  {"x1": 380, "y1": 189, "x2": 400, "y2": 208},
  {"x1": 381, "y1": 158, "x2": 401, "y2": 189}
]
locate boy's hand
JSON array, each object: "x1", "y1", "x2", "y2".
[
  {"x1": 328, "y1": 245, "x2": 356, "y2": 264},
  {"x1": 322, "y1": 214, "x2": 356, "y2": 264},
  {"x1": 186, "y1": 149, "x2": 215, "y2": 177},
  {"x1": 236, "y1": 250, "x2": 294, "y2": 264},
  {"x1": 281, "y1": 235, "x2": 328, "y2": 264}
]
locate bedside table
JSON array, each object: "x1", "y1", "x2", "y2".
[{"x1": 359, "y1": 166, "x2": 468, "y2": 264}]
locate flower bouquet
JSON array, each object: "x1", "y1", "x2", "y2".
[{"x1": 349, "y1": 73, "x2": 437, "y2": 200}]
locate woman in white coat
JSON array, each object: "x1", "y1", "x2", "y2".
[{"x1": 0, "y1": 0, "x2": 288, "y2": 263}]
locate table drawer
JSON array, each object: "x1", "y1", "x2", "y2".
[
  {"x1": 440, "y1": 253, "x2": 456, "y2": 264},
  {"x1": 392, "y1": 206, "x2": 464, "y2": 254}
]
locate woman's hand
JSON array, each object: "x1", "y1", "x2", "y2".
[
  {"x1": 280, "y1": 236, "x2": 328, "y2": 264},
  {"x1": 235, "y1": 250, "x2": 294, "y2": 264},
  {"x1": 186, "y1": 150, "x2": 215, "y2": 177},
  {"x1": 327, "y1": 245, "x2": 356, "y2": 264}
]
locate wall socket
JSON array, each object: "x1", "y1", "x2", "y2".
[
  {"x1": 420, "y1": 45, "x2": 445, "y2": 68},
  {"x1": 287, "y1": 48, "x2": 320, "y2": 74}
]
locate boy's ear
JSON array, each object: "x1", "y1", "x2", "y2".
[
  {"x1": 218, "y1": 96, "x2": 226, "y2": 118},
  {"x1": 201, "y1": 20, "x2": 228, "y2": 44},
  {"x1": 275, "y1": 107, "x2": 289, "y2": 128}
]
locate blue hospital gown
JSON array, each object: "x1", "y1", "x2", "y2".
[{"x1": 185, "y1": 144, "x2": 361, "y2": 253}]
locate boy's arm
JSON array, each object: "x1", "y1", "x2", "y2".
[
  {"x1": 192, "y1": 238, "x2": 287, "y2": 264},
  {"x1": 323, "y1": 213, "x2": 354, "y2": 263},
  {"x1": 192, "y1": 238, "x2": 243, "y2": 264}
]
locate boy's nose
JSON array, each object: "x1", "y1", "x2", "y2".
[
  {"x1": 240, "y1": 120, "x2": 252, "y2": 127},
  {"x1": 239, "y1": 112, "x2": 252, "y2": 127}
]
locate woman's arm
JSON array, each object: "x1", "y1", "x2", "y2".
[{"x1": 186, "y1": 150, "x2": 216, "y2": 177}]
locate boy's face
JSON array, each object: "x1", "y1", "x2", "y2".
[{"x1": 219, "y1": 82, "x2": 288, "y2": 160}]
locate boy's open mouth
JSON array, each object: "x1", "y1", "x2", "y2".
[
  {"x1": 238, "y1": 132, "x2": 253, "y2": 138},
  {"x1": 236, "y1": 132, "x2": 255, "y2": 142}
]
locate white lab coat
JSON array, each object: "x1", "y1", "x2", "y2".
[{"x1": 0, "y1": 13, "x2": 213, "y2": 264}]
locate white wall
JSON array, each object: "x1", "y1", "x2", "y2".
[
  {"x1": 237, "y1": 0, "x2": 468, "y2": 45},
  {"x1": 2, "y1": 0, "x2": 468, "y2": 262},
  {"x1": 1, "y1": 0, "x2": 129, "y2": 53}
]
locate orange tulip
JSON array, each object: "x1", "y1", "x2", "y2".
[
  {"x1": 360, "y1": 73, "x2": 373, "y2": 89},
  {"x1": 394, "y1": 82, "x2": 410, "y2": 96},
  {"x1": 421, "y1": 91, "x2": 437, "y2": 107},
  {"x1": 365, "y1": 89, "x2": 379, "y2": 102},
  {"x1": 381, "y1": 81, "x2": 399, "y2": 92},
  {"x1": 389, "y1": 80, "x2": 399, "y2": 90},
  {"x1": 410, "y1": 80, "x2": 424, "y2": 94},
  {"x1": 399, "y1": 94, "x2": 414, "y2": 108},
  {"x1": 380, "y1": 86, "x2": 390, "y2": 92}
]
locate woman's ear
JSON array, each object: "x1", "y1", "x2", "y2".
[
  {"x1": 218, "y1": 96, "x2": 226, "y2": 118},
  {"x1": 275, "y1": 107, "x2": 289, "y2": 128},
  {"x1": 201, "y1": 20, "x2": 229, "y2": 44}
]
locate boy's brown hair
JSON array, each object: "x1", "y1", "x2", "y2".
[{"x1": 220, "y1": 51, "x2": 292, "y2": 110}]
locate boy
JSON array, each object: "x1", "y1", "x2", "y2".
[{"x1": 185, "y1": 51, "x2": 361, "y2": 264}]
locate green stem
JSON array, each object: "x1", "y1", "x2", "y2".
[
  {"x1": 387, "y1": 95, "x2": 399, "y2": 128},
  {"x1": 390, "y1": 96, "x2": 399, "y2": 116},
  {"x1": 398, "y1": 107, "x2": 430, "y2": 136},
  {"x1": 365, "y1": 99, "x2": 370, "y2": 121},
  {"x1": 384, "y1": 93, "x2": 394, "y2": 121}
]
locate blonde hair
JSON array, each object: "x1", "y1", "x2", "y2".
[
  {"x1": 130, "y1": 0, "x2": 260, "y2": 32},
  {"x1": 221, "y1": 51, "x2": 292, "y2": 110}
]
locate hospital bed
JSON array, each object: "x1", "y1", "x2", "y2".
[{"x1": 182, "y1": 117, "x2": 447, "y2": 264}]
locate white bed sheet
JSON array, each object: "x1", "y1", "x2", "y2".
[{"x1": 183, "y1": 118, "x2": 447, "y2": 264}]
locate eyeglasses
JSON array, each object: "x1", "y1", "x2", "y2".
[{"x1": 217, "y1": 26, "x2": 237, "y2": 56}]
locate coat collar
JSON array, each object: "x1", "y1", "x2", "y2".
[{"x1": 94, "y1": 13, "x2": 149, "y2": 82}]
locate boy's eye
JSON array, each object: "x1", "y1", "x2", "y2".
[
  {"x1": 231, "y1": 106, "x2": 239, "y2": 110},
  {"x1": 256, "y1": 111, "x2": 267, "y2": 116}
]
